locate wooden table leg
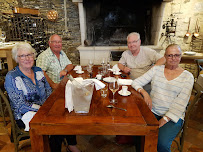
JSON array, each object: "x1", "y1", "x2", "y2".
[
  {"x1": 144, "y1": 130, "x2": 159, "y2": 152},
  {"x1": 30, "y1": 129, "x2": 50, "y2": 152},
  {"x1": 6, "y1": 51, "x2": 16, "y2": 71}
]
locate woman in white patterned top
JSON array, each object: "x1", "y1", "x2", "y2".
[{"x1": 132, "y1": 44, "x2": 194, "y2": 152}]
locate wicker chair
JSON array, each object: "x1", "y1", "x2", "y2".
[
  {"x1": 195, "y1": 59, "x2": 203, "y2": 76},
  {"x1": 0, "y1": 89, "x2": 30, "y2": 152},
  {"x1": 172, "y1": 82, "x2": 203, "y2": 152}
]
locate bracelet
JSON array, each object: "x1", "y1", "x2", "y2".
[
  {"x1": 163, "y1": 116, "x2": 169, "y2": 122},
  {"x1": 137, "y1": 88, "x2": 142, "y2": 93}
]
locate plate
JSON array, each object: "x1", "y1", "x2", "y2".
[
  {"x1": 113, "y1": 72, "x2": 122, "y2": 75},
  {"x1": 118, "y1": 90, "x2": 131, "y2": 96},
  {"x1": 76, "y1": 71, "x2": 84, "y2": 74},
  {"x1": 103, "y1": 77, "x2": 116, "y2": 83},
  {"x1": 184, "y1": 51, "x2": 196, "y2": 55}
]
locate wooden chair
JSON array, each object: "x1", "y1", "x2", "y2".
[
  {"x1": 172, "y1": 82, "x2": 203, "y2": 152},
  {"x1": 0, "y1": 89, "x2": 30, "y2": 152},
  {"x1": 195, "y1": 59, "x2": 203, "y2": 76},
  {"x1": 0, "y1": 79, "x2": 7, "y2": 126}
]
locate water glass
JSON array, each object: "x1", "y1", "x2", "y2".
[{"x1": 100, "y1": 84, "x2": 108, "y2": 98}]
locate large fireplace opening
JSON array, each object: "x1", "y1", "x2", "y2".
[{"x1": 84, "y1": 0, "x2": 163, "y2": 46}]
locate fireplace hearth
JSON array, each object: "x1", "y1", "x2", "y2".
[
  {"x1": 84, "y1": 0, "x2": 163, "y2": 46},
  {"x1": 72, "y1": 0, "x2": 167, "y2": 65}
]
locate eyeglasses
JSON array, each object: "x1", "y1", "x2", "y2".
[
  {"x1": 127, "y1": 39, "x2": 140, "y2": 45},
  {"x1": 165, "y1": 54, "x2": 181, "y2": 58},
  {"x1": 50, "y1": 41, "x2": 62, "y2": 44},
  {"x1": 18, "y1": 53, "x2": 35, "y2": 60}
]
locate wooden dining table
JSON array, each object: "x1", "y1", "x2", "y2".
[{"x1": 30, "y1": 66, "x2": 159, "y2": 152}]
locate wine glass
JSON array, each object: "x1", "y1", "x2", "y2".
[
  {"x1": 101, "y1": 58, "x2": 106, "y2": 66},
  {"x1": 1, "y1": 31, "x2": 6, "y2": 46},
  {"x1": 109, "y1": 80, "x2": 119, "y2": 103},
  {"x1": 88, "y1": 59, "x2": 93, "y2": 68},
  {"x1": 87, "y1": 65, "x2": 93, "y2": 78}
]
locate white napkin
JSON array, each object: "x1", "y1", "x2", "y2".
[
  {"x1": 113, "y1": 64, "x2": 120, "y2": 71},
  {"x1": 84, "y1": 79, "x2": 105, "y2": 90},
  {"x1": 65, "y1": 77, "x2": 83, "y2": 113},
  {"x1": 108, "y1": 64, "x2": 120, "y2": 72},
  {"x1": 21, "y1": 111, "x2": 36, "y2": 131},
  {"x1": 65, "y1": 78, "x2": 105, "y2": 113},
  {"x1": 117, "y1": 78, "x2": 133, "y2": 85},
  {"x1": 73, "y1": 65, "x2": 82, "y2": 71}
]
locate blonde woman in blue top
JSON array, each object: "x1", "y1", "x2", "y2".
[{"x1": 5, "y1": 42, "x2": 52, "y2": 128}]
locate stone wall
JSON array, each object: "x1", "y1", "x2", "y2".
[
  {"x1": 0, "y1": 0, "x2": 81, "y2": 64},
  {"x1": 0, "y1": 0, "x2": 202, "y2": 65},
  {"x1": 158, "y1": 0, "x2": 203, "y2": 52}
]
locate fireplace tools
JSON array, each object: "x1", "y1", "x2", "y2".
[{"x1": 161, "y1": 14, "x2": 177, "y2": 45}]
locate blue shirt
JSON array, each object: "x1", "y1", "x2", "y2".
[{"x1": 5, "y1": 66, "x2": 52, "y2": 120}]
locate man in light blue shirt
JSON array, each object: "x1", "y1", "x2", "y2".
[{"x1": 37, "y1": 34, "x2": 73, "y2": 89}]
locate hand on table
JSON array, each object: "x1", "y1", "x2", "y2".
[
  {"x1": 143, "y1": 93, "x2": 152, "y2": 110},
  {"x1": 123, "y1": 67, "x2": 131, "y2": 73}
]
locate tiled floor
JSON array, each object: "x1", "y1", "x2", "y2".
[{"x1": 0, "y1": 98, "x2": 202, "y2": 152}]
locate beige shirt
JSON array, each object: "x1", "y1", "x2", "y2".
[{"x1": 119, "y1": 46, "x2": 163, "y2": 79}]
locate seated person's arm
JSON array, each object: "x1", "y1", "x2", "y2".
[
  {"x1": 43, "y1": 70, "x2": 59, "y2": 89},
  {"x1": 118, "y1": 63, "x2": 131, "y2": 73},
  {"x1": 154, "y1": 56, "x2": 166, "y2": 66},
  {"x1": 131, "y1": 67, "x2": 156, "y2": 109},
  {"x1": 137, "y1": 88, "x2": 152, "y2": 110},
  {"x1": 5, "y1": 74, "x2": 40, "y2": 120},
  {"x1": 59, "y1": 64, "x2": 74, "y2": 78}
]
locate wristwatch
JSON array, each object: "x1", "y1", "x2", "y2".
[{"x1": 163, "y1": 116, "x2": 169, "y2": 122}]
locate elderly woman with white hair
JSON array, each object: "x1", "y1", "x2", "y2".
[
  {"x1": 132, "y1": 44, "x2": 194, "y2": 152},
  {"x1": 4, "y1": 42, "x2": 52, "y2": 129},
  {"x1": 5, "y1": 42, "x2": 80, "y2": 152}
]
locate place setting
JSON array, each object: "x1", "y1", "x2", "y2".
[
  {"x1": 74, "y1": 65, "x2": 84, "y2": 74},
  {"x1": 118, "y1": 85, "x2": 131, "y2": 96}
]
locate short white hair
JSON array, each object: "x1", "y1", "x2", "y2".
[
  {"x1": 127, "y1": 32, "x2": 140, "y2": 41},
  {"x1": 12, "y1": 42, "x2": 36, "y2": 63}
]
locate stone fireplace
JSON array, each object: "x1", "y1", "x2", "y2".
[{"x1": 72, "y1": 0, "x2": 171, "y2": 65}]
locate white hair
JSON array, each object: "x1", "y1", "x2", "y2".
[
  {"x1": 12, "y1": 42, "x2": 36, "y2": 63},
  {"x1": 127, "y1": 32, "x2": 140, "y2": 41}
]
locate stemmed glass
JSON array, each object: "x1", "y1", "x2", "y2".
[
  {"x1": 1, "y1": 31, "x2": 6, "y2": 46},
  {"x1": 101, "y1": 58, "x2": 106, "y2": 66},
  {"x1": 88, "y1": 59, "x2": 93, "y2": 68},
  {"x1": 109, "y1": 80, "x2": 119, "y2": 103},
  {"x1": 87, "y1": 65, "x2": 93, "y2": 78},
  {"x1": 1, "y1": 31, "x2": 6, "y2": 43}
]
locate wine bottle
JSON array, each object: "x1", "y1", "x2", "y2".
[{"x1": 67, "y1": 74, "x2": 90, "y2": 96}]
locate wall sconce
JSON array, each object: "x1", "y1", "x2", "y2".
[
  {"x1": 193, "y1": 18, "x2": 200, "y2": 38},
  {"x1": 185, "y1": 17, "x2": 191, "y2": 37},
  {"x1": 47, "y1": 10, "x2": 58, "y2": 22}
]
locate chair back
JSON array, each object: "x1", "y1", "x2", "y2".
[
  {"x1": 174, "y1": 82, "x2": 203, "y2": 152},
  {"x1": 195, "y1": 59, "x2": 203, "y2": 76},
  {"x1": 0, "y1": 89, "x2": 30, "y2": 152}
]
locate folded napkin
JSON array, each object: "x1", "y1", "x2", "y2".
[
  {"x1": 113, "y1": 64, "x2": 120, "y2": 71},
  {"x1": 73, "y1": 65, "x2": 82, "y2": 71},
  {"x1": 117, "y1": 78, "x2": 133, "y2": 85},
  {"x1": 108, "y1": 64, "x2": 120, "y2": 72},
  {"x1": 65, "y1": 78, "x2": 105, "y2": 113},
  {"x1": 21, "y1": 111, "x2": 36, "y2": 131},
  {"x1": 85, "y1": 79, "x2": 105, "y2": 90}
]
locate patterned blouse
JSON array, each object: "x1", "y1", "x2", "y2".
[{"x1": 5, "y1": 66, "x2": 52, "y2": 120}]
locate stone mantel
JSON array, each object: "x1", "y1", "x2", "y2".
[{"x1": 78, "y1": 45, "x2": 163, "y2": 66}]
